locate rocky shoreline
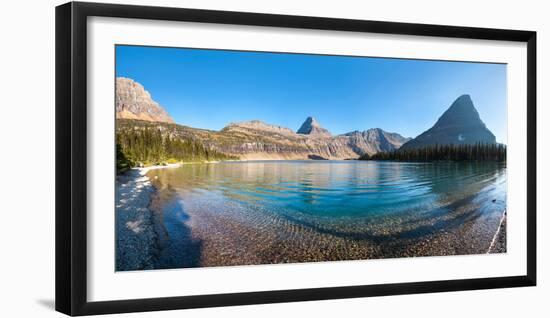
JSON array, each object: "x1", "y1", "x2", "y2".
[
  {"x1": 115, "y1": 164, "x2": 181, "y2": 271},
  {"x1": 488, "y1": 211, "x2": 507, "y2": 254}
]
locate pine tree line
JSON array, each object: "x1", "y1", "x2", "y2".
[
  {"x1": 116, "y1": 127, "x2": 236, "y2": 173},
  {"x1": 359, "y1": 143, "x2": 506, "y2": 162}
]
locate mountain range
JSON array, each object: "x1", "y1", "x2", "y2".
[{"x1": 115, "y1": 77, "x2": 498, "y2": 160}]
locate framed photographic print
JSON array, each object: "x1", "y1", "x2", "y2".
[{"x1": 55, "y1": 1, "x2": 536, "y2": 316}]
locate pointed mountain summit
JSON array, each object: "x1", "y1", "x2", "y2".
[
  {"x1": 297, "y1": 117, "x2": 332, "y2": 137},
  {"x1": 432, "y1": 94, "x2": 485, "y2": 129},
  {"x1": 116, "y1": 77, "x2": 174, "y2": 123},
  {"x1": 400, "y1": 94, "x2": 496, "y2": 150}
]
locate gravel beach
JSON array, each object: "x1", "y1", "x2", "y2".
[
  {"x1": 488, "y1": 211, "x2": 507, "y2": 254},
  {"x1": 115, "y1": 164, "x2": 180, "y2": 271}
]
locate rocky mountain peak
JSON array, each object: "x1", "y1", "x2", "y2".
[
  {"x1": 400, "y1": 94, "x2": 496, "y2": 150},
  {"x1": 116, "y1": 77, "x2": 174, "y2": 123},
  {"x1": 297, "y1": 116, "x2": 332, "y2": 137},
  {"x1": 432, "y1": 94, "x2": 484, "y2": 130},
  {"x1": 343, "y1": 128, "x2": 411, "y2": 154}
]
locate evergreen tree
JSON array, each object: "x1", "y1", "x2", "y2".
[
  {"x1": 115, "y1": 126, "x2": 236, "y2": 173},
  {"x1": 360, "y1": 143, "x2": 506, "y2": 162}
]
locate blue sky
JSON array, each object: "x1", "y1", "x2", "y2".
[{"x1": 116, "y1": 45, "x2": 507, "y2": 143}]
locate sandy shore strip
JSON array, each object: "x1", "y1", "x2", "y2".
[{"x1": 115, "y1": 163, "x2": 181, "y2": 271}]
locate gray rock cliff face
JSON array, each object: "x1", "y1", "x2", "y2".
[
  {"x1": 400, "y1": 94, "x2": 496, "y2": 150},
  {"x1": 218, "y1": 120, "x2": 348, "y2": 159},
  {"x1": 343, "y1": 128, "x2": 411, "y2": 155},
  {"x1": 224, "y1": 120, "x2": 296, "y2": 136},
  {"x1": 116, "y1": 77, "x2": 174, "y2": 123}
]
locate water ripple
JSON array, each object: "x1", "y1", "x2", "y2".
[{"x1": 146, "y1": 161, "x2": 507, "y2": 268}]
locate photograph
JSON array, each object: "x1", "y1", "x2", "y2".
[
  {"x1": 114, "y1": 45, "x2": 507, "y2": 271},
  {"x1": 0, "y1": 0, "x2": 543, "y2": 317}
]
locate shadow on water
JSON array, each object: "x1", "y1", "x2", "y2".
[
  {"x1": 146, "y1": 161, "x2": 506, "y2": 264},
  {"x1": 152, "y1": 194, "x2": 203, "y2": 269},
  {"x1": 282, "y1": 193, "x2": 484, "y2": 244}
]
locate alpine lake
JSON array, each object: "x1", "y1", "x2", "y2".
[{"x1": 144, "y1": 160, "x2": 507, "y2": 269}]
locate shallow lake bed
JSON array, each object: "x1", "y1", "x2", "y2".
[{"x1": 122, "y1": 160, "x2": 507, "y2": 270}]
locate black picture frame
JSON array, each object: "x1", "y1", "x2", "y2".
[{"x1": 55, "y1": 1, "x2": 537, "y2": 316}]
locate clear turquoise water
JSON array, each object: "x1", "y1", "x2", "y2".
[{"x1": 147, "y1": 161, "x2": 506, "y2": 268}]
